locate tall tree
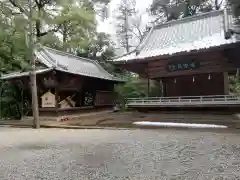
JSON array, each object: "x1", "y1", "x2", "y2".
[
  {"x1": 115, "y1": 0, "x2": 135, "y2": 53},
  {"x1": 55, "y1": 2, "x2": 97, "y2": 52},
  {"x1": 1, "y1": 0, "x2": 110, "y2": 46},
  {"x1": 114, "y1": 0, "x2": 146, "y2": 52}
]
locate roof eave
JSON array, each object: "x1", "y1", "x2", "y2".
[
  {"x1": 55, "y1": 68, "x2": 124, "y2": 83},
  {"x1": 116, "y1": 41, "x2": 240, "y2": 64},
  {"x1": 42, "y1": 46, "x2": 120, "y2": 82},
  {"x1": 0, "y1": 68, "x2": 53, "y2": 80}
]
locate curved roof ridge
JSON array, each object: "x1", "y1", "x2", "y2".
[
  {"x1": 43, "y1": 46, "x2": 97, "y2": 63},
  {"x1": 155, "y1": 10, "x2": 224, "y2": 29},
  {"x1": 42, "y1": 46, "x2": 120, "y2": 81},
  {"x1": 134, "y1": 11, "x2": 225, "y2": 55}
]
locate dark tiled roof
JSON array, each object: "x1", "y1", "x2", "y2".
[
  {"x1": 114, "y1": 10, "x2": 238, "y2": 62},
  {"x1": 1, "y1": 47, "x2": 123, "y2": 82}
]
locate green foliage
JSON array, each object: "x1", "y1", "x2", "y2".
[
  {"x1": 57, "y1": 3, "x2": 97, "y2": 51},
  {"x1": 116, "y1": 77, "x2": 147, "y2": 99},
  {"x1": 77, "y1": 33, "x2": 114, "y2": 59},
  {"x1": 76, "y1": 32, "x2": 118, "y2": 74},
  {"x1": 0, "y1": 0, "x2": 113, "y2": 119},
  {"x1": 229, "y1": 76, "x2": 240, "y2": 95},
  {"x1": 0, "y1": 81, "x2": 30, "y2": 120},
  {"x1": 0, "y1": 25, "x2": 29, "y2": 119},
  {"x1": 0, "y1": 31, "x2": 29, "y2": 73},
  {"x1": 115, "y1": 76, "x2": 162, "y2": 105}
]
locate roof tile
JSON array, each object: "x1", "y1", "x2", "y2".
[
  {"x1": 114, "y1": 10, "x2": 239, "y2": 62},
  {"x1": 1, "y1": 47, "x2": 124, "y2": 82},
  {"x1": 42, "y1": 47, "x2": 116, "y2": 81}
]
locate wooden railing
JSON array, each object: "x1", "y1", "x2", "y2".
[{"x1": 126, "y1": 95, "x2": 240, "y2": 107}]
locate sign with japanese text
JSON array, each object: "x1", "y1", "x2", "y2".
[{"x1": 167, "y1": 60, "x2": 200, "y2": 72}]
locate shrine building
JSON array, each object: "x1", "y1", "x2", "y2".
[
  {"x1": 114, "y1": 10, "x2": 240, "y2": 109},
  {"x1": 114, "y1": 10, "x2": 240, "y2": 97},
  {"x1": 1, "y1": 46, "x2": 123, "y2": 116}
]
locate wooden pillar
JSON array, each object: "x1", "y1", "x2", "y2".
[
  {"x1": 147, "y1": 78, "x2": 150, "y2": 97},
  {"x1": 146, "y1": 65, "x2": 150, "y2": 97},
  {"x1": 160, "y1": 79, "x2": 163, "y2": 97},
  {"x1": 158, "y1": 79, "x2": 162, "y2": 97},
  {"x1": 55, "y1": 87, "x2": 59, "y2": 109},
  {"x1": 161, "y1": 79, "x2": 167, "y2": 97},
  {"x1": 54, "y1": 72, "x2": 59, "y2": 115},
  {"x1": 223, "y1": 72, "x2": 229, "y2": 95}
]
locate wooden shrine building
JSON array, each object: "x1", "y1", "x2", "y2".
[
  {"x1": 114, "y1": 10, "x2": 240, "y2": 97},
  {"x1": 114, "y1": 10, "x2": 240, "y2": 110},
  {"x1": 1, "y1": 47, "x2": 123, "y2": 116}
]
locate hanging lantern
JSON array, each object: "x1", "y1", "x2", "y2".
[
  {"x1": 193, "y1": 76, "x2": 195, "y2": 82},
  {"x1": 174, "y1": 78, "x2": 176, "y2": 83},
  {"x1": 208, "y1": 74, "x2": 211, "y2": 80}
]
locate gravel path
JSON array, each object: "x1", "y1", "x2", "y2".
[{"x1": 0, "y1": 128, "x2": 240, "y2": 179}]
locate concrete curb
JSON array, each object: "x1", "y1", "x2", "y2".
[
  {"x1": 4, "y1": 124, "x2": 240, "y2": 132},
  {"x1": 1, "y1": 121, "x2": 240, "y2": 131},
  {"x1": 3, "y1": 124, "x2": 132, "y2": 130},
  {"x1": 40, "y1": 125, "x2": 132, "y2": 130}
]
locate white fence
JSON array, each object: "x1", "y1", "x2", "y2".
[{"x1": 126, "y1": 95, "x2": 240, "y2": 107}]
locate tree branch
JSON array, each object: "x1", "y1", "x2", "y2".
[
  {"x1": 215, "y1": 0, "x2": 223, "y2": 10},
  {"x1": 8, "y1": 0, "x2": 25, "y2": 13},
  {"x1": 34, "y1": 0, "x2": 41, "y2": 8}
]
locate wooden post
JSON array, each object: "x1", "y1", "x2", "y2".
[
  {"x1": 223, "y1": 72, "x2": 229, "y2": 95},
  {"x1": 161, "y1": 79, "x2": 166, "y2": 97},
  {"x1": 147, "y1": 65, "x2": 150, "y2": 97},
  {"x1": 160, "y1": 79, "x2": 164, "y2": 97},
  {"x1": 55, "y1": 88, "x2": 59, "y2": 110},
  {"x1": 159, "y1": 79, "x2": 161, "y2": 97},
  {"x1": 54, "y1": 72, "x2": 59, "y2": 115},
  {"x1": 147, "y1": 78, "x2": 150, "y2": 97}
]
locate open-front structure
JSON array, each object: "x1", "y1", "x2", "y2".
[
  {"x1": 1, "y1": 47, "x2": 123, "y2": 116},
  {"x1": 114, "y1": 10, "x2": 240, "y2": 109}
]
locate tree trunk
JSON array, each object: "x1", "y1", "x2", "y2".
[{"x1": 29, "y1": 0, "x2": 40, "y2": 129}]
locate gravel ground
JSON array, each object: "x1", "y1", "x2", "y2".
[{"x1": 0, "y1": 128, "x2": 240, "y2": 180}]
